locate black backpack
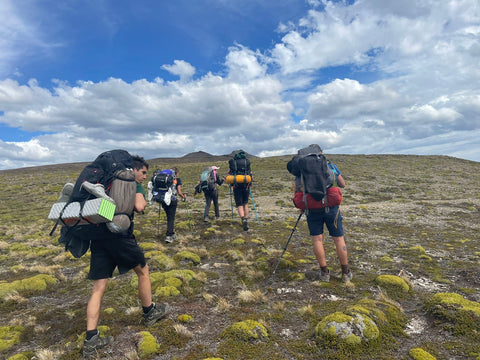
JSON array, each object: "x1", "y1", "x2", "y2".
[
  {"x1": 287, "y1": 145, "x2": 334, "y2": 210},
  {"x1": 70, "y1": 149, "x2": 134, "y2": 203},
  {"x1": 151, "y1": 169, "x2": 176, "y2": 203},
  {"x1": 50, "y1": 149, "x2": 135, "y2": 256},
  {"x1": 229, "y1": 151, "x2": 251, "y2": 175}
]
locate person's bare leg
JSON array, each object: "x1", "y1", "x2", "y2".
[
  {"x1": 134, "y1": 264, "x2": 152, "y2": 307},
  {"x1": 332, "y1": 236, "x2": 348, "y2": 266},
  {"x1": 87, "y1": 279, "x2": 109, "y2": 331},
  {"x1": 312, "y1": 234, "x2": 327, "y2": 268},
  {"x1": 242, "y1": 204, "x2": 249, "y2": 219}
]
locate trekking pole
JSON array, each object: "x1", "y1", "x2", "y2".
[
  {"x1": 249, "y1": 188, "x2": 260, "y2": 224},
  {"x1": 157, "y1": 204, "x2": 161, "y2": 238},
  {"x1": 184, "y1": 197, "x2": 193, "y2": 233},
  {"x1": 273, "y1": 212, "x2": 303, "y2": 275},
  {"x1": 229, "y1": 185, "x2": 234, "y2": 219}
]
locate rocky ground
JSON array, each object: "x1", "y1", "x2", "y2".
[{"x1": 0, "y1": 154, "x2": 479, "y2": 360}]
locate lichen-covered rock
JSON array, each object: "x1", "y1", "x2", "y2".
[
  {"x1": 409, "y1": 347, "x2": 437, "y2": 360},
  {"x1": 222, "y1": 320, "x2": 269, "y2": 342},
  {"x1": 314, "y1": 298, "x2": 406, "y2": 347},
  {"x1": 0, "y1": 326, "x2": 25, "y2": 352},
  {"x1": 314, "y1": 311, "x2": 379, "y2": 345},
  {"x1": 138, "y1": 331, "x2": 160, "y2": 357}
]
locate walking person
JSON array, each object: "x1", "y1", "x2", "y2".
[
  {"x1": 195, "y1": 166, "x2": 224, "y2": 222},
  {"x1": 161, "y1": 167, "x2": 186, "y2": 243},
  {"x1": 228, "y1": 151, "x2": 253, "y2": 231},
  {"x1": 288, "y1": 144, "x2": 352, "y2": 283},
  {"x1": 83, "y1": 155, "x2": 169, "y2": 359}
]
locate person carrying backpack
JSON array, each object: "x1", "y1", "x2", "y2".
[
  {"x1": 60, "y1": 153, "x2": 170, "y2": 359},
  {"x1": 149, "y1": 166, "x2": 186, "y2": 243},
  {"x1": 287, "y1": 144, "x2": 352, "y2": 283},
  {"x1": 195, "y1": 166, "x2": 224, "y2": 222},
  {"x1": 228, "y1": 150, "x2": 253, "y2": 231}
]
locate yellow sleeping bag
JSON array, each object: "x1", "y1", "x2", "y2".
[{"x1": 225, "y1": 175, "x2": 252, "y2": 184}]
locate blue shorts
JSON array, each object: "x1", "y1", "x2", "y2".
[{"x1": 306, "y1": 206, "x2": 344, "y2": 237}]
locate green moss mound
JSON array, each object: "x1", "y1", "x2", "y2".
[
  {"x1": 409, "y1": 347, "x2": 437, "y2": 360},
  {"x1": 425, "y1": 292, "x2": 480, "y2": 338},
  {"x1": 138, "y1": 331, "x2": 160, "y2": 356},
  {"x1": 6, "y1": 354, "x2": 29, "y2": 360},
  {"x1": 375, "y1": 274, "x2": 410, "y2": 293},
  {"x1": 178, "y1": 314, "x2": 193, "y2": 323},
  {"x1": 0, "y1": 325, "x2": 25, "y2": 352},
  {"x1": 173, "y1": 250, "x2": 201, "y2": 265},
  {"x1": 222, "y1": 320, "x2": 269, "y2": 342},
  {"x1": 0, "y1": 274, "x2": 57, "y2": 298}
]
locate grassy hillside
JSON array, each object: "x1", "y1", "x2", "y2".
[{"x1": 0, "y1": 154, "x2": 479, "y2": 360}]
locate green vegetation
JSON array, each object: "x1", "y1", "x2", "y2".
[{"x1": 0, "y1": 154, "x2": 479, "y2": 359}]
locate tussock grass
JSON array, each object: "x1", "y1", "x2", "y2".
[
  {"x1": 237, "y1": 288, "x2": 267, "y2": 304},
  {"x1": 174, "y1": 323, "x2": 194, "y2": 338},
  {"x1": 1, "y1": 154, "x2": 480, "y2": 359}
]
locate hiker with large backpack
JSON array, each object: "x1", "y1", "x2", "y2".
[
  {"x1": 52, "y1": 152, "x2": 169, "y2": 358},
  {"x1": 149, "y1": 166, "x2": 186, "y2": 243},
  {"x1": 287, "y1": 144, "x2": 352, "y2": 283},
  {"x1": 227, "y1": 150, "x2": 253, "y2": 231},
  {"x1": 195, "y1": 165, "x2": 224, "y2": 222}
]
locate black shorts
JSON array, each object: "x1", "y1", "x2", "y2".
[
  {"x1": 88, "y1": 224, "x2": 146, "y2": 280},
  {"x1": 233, "y1": 186, "x2": 249, "y2": 207}
]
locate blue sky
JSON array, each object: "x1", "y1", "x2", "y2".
[{"x1": 0, "y1": 0, "x2": 479, "y2": 170}]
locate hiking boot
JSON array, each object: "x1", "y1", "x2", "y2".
[
  {"x1": 143, "y1": 302, "x2": 170, "y2": 326},
  {"x1": 203, "y1": 216, "x2": 210, "y2": 223},
  {"x1": 57, "y1": 183, "x2": 74, "y2": 203},
  {"x1": 81, "y1": 182, "x2": 115, "y2": 203},
  {"x1": 165, "y1": 236, "x2": 173, "y2": 244},
  {"x1": 242, "y1": 218, "x2": 249, "y2": 231},
  {"x1": 305, "y1": 270, "x2": 330, "y2": 282},
  {"x1": 83, "y1": 332, "x2": 114, "y2": 359},
  {"x1": 342, "y1": 271, "x2": 353, "y2": 283}
]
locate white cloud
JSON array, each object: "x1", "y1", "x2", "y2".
[
  {"x1": 161, "y1": 60, "x2": 196, "y2": 82},
  {"x1": 225, "y1": 45, "x2": 268, "y2": 82},
  {"x1": 1, "y1": 0, "x2": 480, "y2": 170}
]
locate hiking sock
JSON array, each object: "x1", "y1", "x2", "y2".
[
  {"x1": 341, "y1": 265, "x2": 350, "y2": 274},
  {"x1": 321, "y1": 266, "x2": 329, "y2": 274},
  {"x1": 86, "y1": 329, "x2": 98, "y2": 341},
  {"x1": 143, "y1": 303, "x2": 154, "y2": 314}
]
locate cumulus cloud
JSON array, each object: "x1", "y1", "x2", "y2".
[
  {"x1": 0, "y1": 0, "x2": 479, "y2": 169},
  {"x1": 161, "y1": 60, "x2": 196, "y2": 82},
  {"x1": 225, "y1": 45, "x2": 268, "y2": 82}
]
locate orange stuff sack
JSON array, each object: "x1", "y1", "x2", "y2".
[{"x1": 225, "y1": 174, "x2": 252, "y2": 184}]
